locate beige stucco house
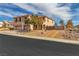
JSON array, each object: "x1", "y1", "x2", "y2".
[
  {"x1": 13, "y1": 14, "x2": 55, "y2": 31},
  {"x1": 0, "y1": 22, "x2": 4, "y2": 27},
  {"x1": 43, "y1": 16, "x2": 55, "y2": 26}
]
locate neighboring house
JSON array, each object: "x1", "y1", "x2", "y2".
[
  {"x1": 3, "y1": 20, "x2": 9, "y2": 28},
  {"x1": 3, "y1": 21, "x2": 14, "y2": 29},
  {"x1": 13, "y1": 14, "x2": 55, "y2": 31},
  {"x1": 9, "y1": 22, "x2": 17, "y2": 29},
  {"x1": 0, "y1": 22, "x2": 4, "y2": 27}
]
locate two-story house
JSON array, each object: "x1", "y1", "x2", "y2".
[{"x1": 13, "y1": 14, "x2": 55, "y2": 31}]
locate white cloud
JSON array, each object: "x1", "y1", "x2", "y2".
[
  {"x1": 13, "y1": 3, "x2": 72, "y2": 21},
  {"x1": 0, "y1": 11, "x2": 13, "y2": 17},
  {"x1": 13, "y1": 3, "x2": 40, "y2": 14},
  {"x1": 4, "y1": 8, "x2": 27, "y2": 16},
  {"x1": 72, "y1": 8, "x2": 79, "y2": 16},
  {"x1": 0, "y1": 8, "x2": 27, "y2": 17},
  {"x1": 31, "y1": 3, "x2": 72, "y2": 21}
]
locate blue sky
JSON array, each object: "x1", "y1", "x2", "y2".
[{"x1": 0, "y1": 3, "x2": 79, "y2": 26}]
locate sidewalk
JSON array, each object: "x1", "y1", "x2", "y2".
[{"x1": 0, "y1": 30, "x2": 79, "y2": 45}]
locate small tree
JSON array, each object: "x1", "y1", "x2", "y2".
[
  {"x1": 66, "y1": 20, "x2": 73, "y2": 30},
  {"x1": 24, "y1": 19, "x2": 32, "y2": 31},
  {"x1": 25, "y1": 19, "x2": 31, "y2": 24},
  {"x1": 31, "y1": 16, "x2": 38, "y2": 25},
  {"x1": 31, "y1": 15, "x2": 40, "y2": 29}
]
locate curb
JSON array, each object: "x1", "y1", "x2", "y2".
[{"x1": 0, "y1": 31, "x2": 79, "y2": 45}]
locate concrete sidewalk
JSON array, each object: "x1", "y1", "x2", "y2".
[{"x1": 0, "y1": 31, "x2": 79, "y2": 45}]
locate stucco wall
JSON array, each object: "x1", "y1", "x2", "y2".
[{"x1": 43, "y1": 17, "x2": 55, "y2": 26}]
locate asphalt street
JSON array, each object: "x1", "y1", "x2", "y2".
[{"x1": 0, "y1": 34, "x2": 79, "y2": 56}]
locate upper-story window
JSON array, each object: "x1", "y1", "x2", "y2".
[
  {"x1": 19, "y1": 17, "x2": 21, "y2": 22},
  {"x1": 25, "y1": 17, "x2": 27, "y2": 19}
]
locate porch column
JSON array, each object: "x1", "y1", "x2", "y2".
[{"x1": 21, "y1": 17, "x2": 25, "y2": 31}]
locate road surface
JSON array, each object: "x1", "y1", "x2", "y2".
[{"x1": 0, "y1": 34, "x2": 79, "y2": 56}]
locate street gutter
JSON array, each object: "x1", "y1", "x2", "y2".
[{"x1": 0, "y1": 31, "x2": 79, "y2": 45}]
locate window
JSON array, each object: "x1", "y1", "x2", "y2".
[
  {"x1": 19, "y1": 17, "x2": 21, "y2": 22},
  {"x1": 25, "y1": 17, "x2": 27, "y2": 19}
]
